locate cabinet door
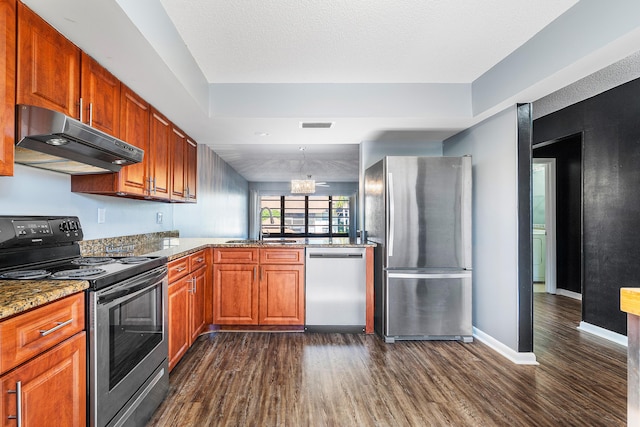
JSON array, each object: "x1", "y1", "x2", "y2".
[
  {"x1": 118, "y1": 85, "x2": 149, "y2": 196},
  {"x1": 171, "y1": 126, "x2": 187, "y2": 201},
  {"x1": 80, "y1": 52, "x2": 120, "y2": 136},
  {"x1": 186, "y1": 137, "x2": 198, "y2": 202},
  {"x1": 149, "y1": 108, "x2": 171, "y2": 200},
  {"x1": 190, "y1": 268, "x2": 207, "y2": 343},
  {"x1": 0, "y1": 332, "x2": 86, "y2": 427},
  {"x1": 0, "y1": 0, "x2": 15, "y2": 177},
  {"x1": 168, "y1": 277, "x2": 190, "y2": 372},
  {"x1": 213, "y1": 264, "x2": 258, "y2": 325},
  {"x1": 259, "y1": 264, "x2": 305, "y2": 325},
  {"x1": 17, "y1": 3, "x2": 80, "y2": 118}
]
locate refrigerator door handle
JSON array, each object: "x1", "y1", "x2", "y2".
[
  {"x1": 387, "y1": 272, "x2": 472, "y2": 279},
  {"x1": 388, "y1": 172, "x2": 394, "y2": 257}
]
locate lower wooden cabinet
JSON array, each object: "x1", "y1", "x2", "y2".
[
  {"x1": 0, "y1": 331, "x2": 86, "y2": 427},
  {"x1": 167, "y1": 249, "x2": 211, "y2": 371},
  {"x1": 0, "y1": 293, "x2": 86, "y2": 426},
  {"x1": 213, "y1": 248, "x2": 304, "y2": 326}
]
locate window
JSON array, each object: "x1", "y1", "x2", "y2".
[{"x1": 260, "y1": 195, "x2": 350, "y2": 237}]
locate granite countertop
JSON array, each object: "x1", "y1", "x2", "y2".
[
  {"x1": 0, "y1": 280, "x2": 89, "y2": 320},
  {"x1": 143, "y1": 237, "x2": 375, "y2": 262},
  {"x1": 0, "y1": 236, "x2": 374, "y2": 320}
]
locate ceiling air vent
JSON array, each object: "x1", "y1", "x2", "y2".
[{"x1": 300, "y1": 122, "x2": 334, "y2": 129}]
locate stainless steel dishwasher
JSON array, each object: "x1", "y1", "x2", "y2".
[{"x1": 305, "y1": 247, "x2": 367, "y2": 332}]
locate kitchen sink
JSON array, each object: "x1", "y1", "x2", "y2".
[
  {"x1": 225, "y1": 239, "x2": 299, "y2": 245},
  {"x1": 261, "y1": 239, "x2": 299, "y2": 244}
]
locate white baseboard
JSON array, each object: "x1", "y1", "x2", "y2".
[
  {"x1": 577, "y1": 321, "x2": 628, "y2": 347},
  {"x1": 556, "y1": 288, "x2": 582, "y2": 301},
  {"x1": 473, "y1": 327, "x2": 539, "y2": 365}
]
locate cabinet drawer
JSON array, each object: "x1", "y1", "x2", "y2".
[
  {"x1": 168, "y1": 257, "x2": 190, "y2": 282},
  {"x1": 259, "y1": 248, "x2": 304, "y2": 264},
  {"x1": 0, "y1": 293, "x2": 84, "y2": 375},
  {"x1": 213, "y1": 248, "x2": 259, "y2": 264},
  {"x1": 189, "y1": 250, "x2": 207, "y2": 271}
]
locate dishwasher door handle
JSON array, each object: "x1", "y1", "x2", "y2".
[{"x1": 308, "y1": 253, "x2": 363, "y2": 259}]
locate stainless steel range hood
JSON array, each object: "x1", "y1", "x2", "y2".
[{"x1": 15, "y1": 104, "x2": 144, "y2": 174}]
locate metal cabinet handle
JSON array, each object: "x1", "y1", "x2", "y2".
[
  {"x1": 39, "y1": 319, "x2": 73, "y2": 337},
  {"x1": 195, "y1": 257, "x2": 204, "y2": 263},
  {"x1": 175, "y1": 266, "x2": 187, "y2": 272},
  {"x1": 79, "y1": 98, "x2": 83, "y2": 122},
  {"x1": 89, "y1": 103, "x2": 94, "y2": 127},
  {"x1": 7, "y1": 381, "x2": 22, "y2": 427}
]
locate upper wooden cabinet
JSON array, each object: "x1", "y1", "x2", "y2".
[
  {"x1": 171, "y1": 128, "x2": 198, "y2": 203},
  {"x1": 80, "y1": 52, "x2": 120, "y2": 137},
  {"x1": 0, "y1": 0, "x2": 15, "y2": 177},
  {"x1": 170, "y1": 126, "x2": 187, "y2": 201},
  {"x1": 71, "y1": 85, "x2": 150, "y2": 197},
  {"x1": 186, "y1": 136, "x2": 198, "y2": 202},
  {"x1": 149, "y1": 107, "x2": 171, "y2": 200},
  {"x1": 16, "y1": 2, "x2": 80, "y2": 118}
]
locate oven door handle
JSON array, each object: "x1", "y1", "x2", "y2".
[{"x1": 97, "y1": 266, "x2": 167, "y2": 305}]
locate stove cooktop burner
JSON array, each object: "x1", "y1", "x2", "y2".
[
  {"x1": 0, "y1": 270, "x2": 52, "y2": 280},
  {"x1": 71, "y1": 257, "x2": 116, "y2": 266},
  {"x1": 118, "y1": 257, "x2": 152, "y2": 264},
  {"x1": 51, "y1": 268, "x2": 107, "y2": 279}
]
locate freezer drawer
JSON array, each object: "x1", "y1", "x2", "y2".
[
  {"x1": 305, "y1": 248, "x2": 366, "y2": 332},
  {"x1": 385, "y1": 271, "x2": 472, "y2": 342}
]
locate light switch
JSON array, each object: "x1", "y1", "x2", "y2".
[{"x1": 156, "y1": 212, "x2": 163, "y2": 224}]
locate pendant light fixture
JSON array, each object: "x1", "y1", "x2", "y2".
[{"x1": 291, "y1": 147, "x2": 316, "y2": 194}]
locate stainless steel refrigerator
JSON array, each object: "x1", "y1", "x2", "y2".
[{"x1": 364, "y1": 156, "x2": 472, "y2": 343}]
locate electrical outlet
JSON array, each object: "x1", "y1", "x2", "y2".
[
  {"x1": 97, "y1": 208, "x2": 106, "y2": 224},
  {"x1": 156, "y1": 212, "x2": 163, "y2": 224}
]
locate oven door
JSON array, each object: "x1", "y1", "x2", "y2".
[{"x1": 89, "y1": 265, "x2": 168, "y2": 427}]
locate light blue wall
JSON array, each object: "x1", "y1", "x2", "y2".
[
  {"x1": 173, "y1": 145, "x2": 248, "y2": 238},
  {"x1": 443, "y1": 106, "x2": 520, "y2": 352},
  {"x1": 0, "y1": 145, "x2": 249, "y2": 240}
]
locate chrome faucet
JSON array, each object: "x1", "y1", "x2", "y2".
[{"x1": 259, "y1": 207, "x2": 274, "y2": 240}]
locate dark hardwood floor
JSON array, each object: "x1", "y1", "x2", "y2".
[{"x1": 148, "y1": 294, "x2": 627, "y2": 426}]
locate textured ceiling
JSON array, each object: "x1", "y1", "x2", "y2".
[{"x1": 159, "y1": 0, "x2": 578, "y2": 83}]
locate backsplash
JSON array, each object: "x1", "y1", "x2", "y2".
[{"x1": 80, "y1": 230, "x2": 180, "y2": 256}]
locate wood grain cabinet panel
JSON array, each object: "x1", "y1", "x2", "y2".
[
  {"x1": 0, "y1": 0, "x2": 15, "y2": 176},
  {"x1": 16, "y1": 2, "x2": 80, "y2": 118},
  {"x1": 168, "y1": 275, "x2": 190, "y2": 372},
  {"x1": 186, "y1": 137, "x2": 197, "y2": 202},
  {"x1": 0, "y1": 332, "x2": 86, "y2": 427},
  {"x1": 170, "y1": 126, "x2": 187, "y2": 201},
  {"x1": 213, "y1": 264, "x2": 259, "y2": 325},
  {"x1": 0, "y1": 293, "x2": 86, "y2": 427},
  {"x1": 80, "y1": 52, "x2": 120, "y2": 137},
  {"x1": 259, "y1": 264, "x2": 305, "y2": 325},
  {"x1": 71, "y1": 85, "x2": 150, "y2": 197},
  {"x1": 149, "y1": 107, "x2": 171, "y2": 200},
  {"x1": 0, "y1": 293, "x2": 84, "y2": 375},
  {"x1": 213, "y1": 248, "x2": 304, "y2": 326},
  {"x1": 168, "y1": 250, "x2": 211, "y2": 371}
]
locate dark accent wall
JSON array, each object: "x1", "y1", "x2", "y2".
[
  {"x1": 533, "y1": 77, "x2": 640, "y2": 335},
  {"x1": 533, "y1": 134, "x2": 582, "y2": 295}
]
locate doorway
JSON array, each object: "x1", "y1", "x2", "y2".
[
  {"x1": 532, "y1": 158, "x2": 557, "y2": 295},
  {"x1": 532, "y1": 133, "x2": 583, "y2": 299}
]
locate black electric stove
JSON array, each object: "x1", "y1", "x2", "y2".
[{"x1": 0, "y1": 215, "x2": 167, "y2": 290}]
